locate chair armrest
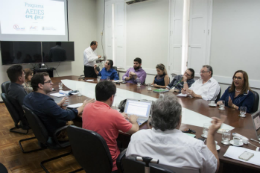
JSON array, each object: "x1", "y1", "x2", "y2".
[
  {"x1": 116, "y1": 148, "x2": 127, "y2": 173},
  {"x1": 53, "y1": 125, "x2": 70, "y2": 148}
]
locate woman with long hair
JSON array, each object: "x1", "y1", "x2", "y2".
[
  {"x1": 23, "y1": 68, "x2": 33, "y2": 93},
  {"x1": 152, "y1": 64, "x2": 170, "y2": 88}
]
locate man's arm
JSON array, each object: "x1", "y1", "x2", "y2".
[
  {"x1": 202, "y1": 82, "x2": 220, "y2": 101},
  {"x1": 126, "y1": 115, "x2": 139, "y2": 134},
  {"x1": 206, "y1": 115, "x2": 227, "y2": 173},
  {"x1": 122, "y1": 68, "x2": 131, "y2": 80},
  {"x1": 94, "y1": 65, "x2": 100, "y2": 75},
  {"x1": 113, "y1": 71, "x2": 119, "y2": 80},
  {"x1": 138, "y1": 71, "x2": 147, "y2": 84},
  {"x1": 84, "y1": 49, "x2": 99, "y2": 63}
]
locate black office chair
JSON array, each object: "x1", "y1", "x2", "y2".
[
  {"x1": 251, "y1": 90, "x2": 259, "y2": 113},
  {"x1": 215, "y1": 88, "x2": 221, "y2": 103},
  {"x1": 0, "y1": 163, "x2": 8, "y2": 173},
  {"x1": 1, "y1": 81, "x2": 10, "y2": 93},
  {"x1": 1, "y1": 93, "x2": 30, "y2": 134},
  {"x1": 22, "y1": 105, "x2": 72, "y2": 173},
  {"x1": 67, "y1": 125, "x2": 113, "y2": 173}
]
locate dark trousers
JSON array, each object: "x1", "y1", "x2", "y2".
[{"x1": 84, "y1": 66, "x2": 97, "y2": 78}]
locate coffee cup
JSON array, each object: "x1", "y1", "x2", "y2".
[
  {"x1": 233, "y1": 137, "x2": 241, "y2": 145},
  {"x1": 210, "y1": 101, "x2": 215, "y2": 105}
]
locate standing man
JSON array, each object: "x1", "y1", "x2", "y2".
[
  {"x1": 83, "y1": 41, "x2": 102, "y2": 77},
  {"x1": 122, "y1": 57, "x2": 146, "y2": 84}
]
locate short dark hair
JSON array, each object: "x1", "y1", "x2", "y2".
[
  {"x1": 187, "y1": 68, "x2": 195, "y2": 79},
  {"x1": 203, "y1": 65, "x2": 213, "y2": 76},
  {"x1": 90, "y1": 41, "x2": 97, "y2": 46},
  {"x1": 7, "y1": 65, "x2": 23, "y2": 82},
  {"x1": 134, "y1": 57, "x2": 142, "y2": 64},
  {"x1": 95, "y1": 81, "x2": 116, "y2": 101},
  {"x1": 107, "y1": 59, "x2": 113, "y2": 68},
  {"x1": 31, "y1": 72, "x2": 49, "y2": 91},
  {"x1": 151, "y1": 93, "x2": 182, "y2": 131}
]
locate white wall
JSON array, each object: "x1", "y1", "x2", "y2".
[{"x1": 126, "y1": 0, "x2": 169, "y2": 74}]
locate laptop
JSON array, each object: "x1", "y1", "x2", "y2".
[
  {"x1": 252, "y1": 111, "x2": 260, "y2": 141},
  {"x1": 124, "y1": 99, "x2": 152, "y2": 125}
]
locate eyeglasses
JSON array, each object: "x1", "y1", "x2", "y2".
[
  {"x1": 200, "y1": 70, "x2": 209, "y2": 74},
  {"x1": 233, "y1": 76, "x2": 243, "y2": 80},
  {"x1": 44, "y1": 80, "x2": 53, "y2": 84},
  {"x1": 185, "y1": 72, "x2": 191, "y2": 76}
]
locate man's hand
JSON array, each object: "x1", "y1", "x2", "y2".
[
  {"x1": 98, "y1": 55, "x2": 101, "y2": 59},
  {"x1": 208, "y1": 115, "x2": 227, "y2": 136},
  {"x1": 94, "y1": 64, "x2": 97, "y2": 69},
  {"x1": 128, "y1": 115, "x2": 138, "y2": 124},
  {"x1": 187, "y1": 89, "x2": 195, "y2": 97},
  {"x1": 121, "y1": 113, "x2": 129, "y2": 119},
  {"x1": 181, "y1": 88, "x2": 186, "y2": 94},
  {"x1": 58, "y1": 97, "x2": 68, "y2": 107},
  {"x1": 183, "y1": 76, "x2": 187, "y2": 82}
]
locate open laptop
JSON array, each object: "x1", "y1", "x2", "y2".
[
  {"x1": 252, "y1": 111, "x2": 260, "y2": 141},
  {"x1": 124, "y1": 99, "x2": 152, "y2": 125}
]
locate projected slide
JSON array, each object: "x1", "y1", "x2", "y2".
[{"x1": 0, "y1": 0, "x2": 66, "y2": 35}]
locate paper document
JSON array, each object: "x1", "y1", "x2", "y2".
[
  {"x1": 177, "y1": 93, "x2": 187, "y2": 97},
  {"x1": 50, "y1": 93, "x2": 65, "y2": 97},
  {"x1": 113, "y1": 80, "x2": 123, "y2": 83},
  {"x1": 67, "y1": 103, "x2": 83, "y2": 108},
  {"x1": 86, "y1": 79, "x2": 94, "y2": 82},
  {"x1": 224, "y1": 146, "x2": 260, "y2": 166}
]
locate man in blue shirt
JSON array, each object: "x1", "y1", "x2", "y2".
[
  {"x1": 23, "y1": 72, "x2": 92, "y2": 138},
  {"x1": 94, "y1": 60, "x2": 119, "y2": 80}
]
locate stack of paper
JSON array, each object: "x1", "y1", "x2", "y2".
[
  {"x1": 67, "y1": 103, "x2": 83, "y2": 108},
  {"x1": 177, "y1": 93, "x2": 188, "y2": 97},
  {"x1": 50, "y1": 93, "x2": 65, "y2": 97},
  {"x1": 224, "y1": 146, "x2": 260, "y2": 166}
]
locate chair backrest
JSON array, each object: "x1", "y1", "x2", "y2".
[
  {"x1": 122, "y1": 157, "x2": 174, "y2": 173},
  {"x1": 1, "y1": 81, "x2": 10, "y2": 93},
  {"x1": 22, "y1": 105, "x2": 49, "y2": 145},
  {"x1": 67, "y1": 126, "x2": 113, "y2": 173},
  {"x1": 1, "y1": 93, "x2": 20, "y2": 126},
  {"x1": 0, "y1": 163, "x2": 8, "y2": 173},
  {"x1": 252, "y1": 90, "x2": 259, "y2": 113},
  {"x1": 215, "y1": 88, "x2": 221, "y2": 103}
]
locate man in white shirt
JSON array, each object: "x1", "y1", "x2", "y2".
[
  {"x1": 83, "y1": 41, "x2": 101, "y2": 77},
  {"x1": 126, "y1": 94, "x2": 226, "y2": 173},
  {"x1": 182, "y1": 65, "x2": 220, "y2": 101}
]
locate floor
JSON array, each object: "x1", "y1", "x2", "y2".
[{"x1": 0, "y1": 103, "x2": 84, "y2": 173}]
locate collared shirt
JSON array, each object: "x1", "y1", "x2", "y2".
[
  {"x1": 219, "y1": 87, "x2": 255, "y2": 113},
  {"x1": 190, "y1": 77, "x2": 220, "y2": 101},
  {"x1": 98, "y1": 67, "x2": 119, "y2": 80},
  {"x1": 83, "y1": 46, "x2": 98, "y2": 67},
  {"x1": 7, "y1": 82, "x2": 27, "y2": 106},
  {"x1": 122, "y1": 67, "x2": 147, "y2": 84},
  {"x1": 23, "y1": 92, "x2": 78, "y2": 136},
  {"x1": 82, "y1": 101, "x2": 132, "y2": 171},
  {"x1": 167, "y1": 75, "x2": 195, "y2": 92},
  {"x1": 126, "y1": 128, "x2": 217, "y2": 173}
]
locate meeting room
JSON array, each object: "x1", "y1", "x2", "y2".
[{"x1": 0, "y1": 0, "x2": 260, "y2": 173}]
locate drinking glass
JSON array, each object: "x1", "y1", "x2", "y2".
[
  {"x1": 59, "y1": 82, "x2": 63, "y2": 90},
  {"x1": 97, "y1": 76, "x2": 101, "y2": 82},
  {"x1": 202, "y1": 123, "x2": 211, "y2": 137},
  {"x1": 222, "y1": 130, "x2": 231, "y2": 145},
  {"x1": 159, "y1": 93, "x2": 164, "y2": 99},
  {"x1": 136, "y1": 78, "x2": 141, "y2": 87},
  {"x1": 240, "y1": 106, "x2": 247, "y2": 117},
  {"x1": 147, "y1": 83, "x2": 152, "y2": 91},
  {"x1": 107, "y1": 76, "x2": 110, "y2": 81},
  {"x1": 219, "y1": 100, "x2": 225, "y2": 110}
]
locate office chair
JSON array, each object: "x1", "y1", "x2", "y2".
[
  {"x1": 1, "y1": 93, "x2": 30, "y2": 134},
  {"x1": 67, "y1": 125, "x2": 113, "y2": 173},
  {"x1": 0, "y1": 163, "x2": 8, "y2": 173},
  {"x1": 251, "y1": 90, "x2": 259, "y2": 113},
  {"x1": 21, "y1": 105, "x2": 72, "y2": 173},
  {"x1": 1, "y1": 81, "x2": 10, "y2": 93}
]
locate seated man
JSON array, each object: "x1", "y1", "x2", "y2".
[
  {"x1": 82, "y1": 81, "x2": 139, "y2": 172},
  {"x1": 6, "y1": 65, "x2": 27, "y2": 106},
  {"x1": 182, "y1": 65, "x2": 220, "y2": 101},
  {"x1": 167, "y1": 68, "x2": 195, "y2": 92},
  {"x1": 122, "y1": 57, "x2": 146, "y2": 84},
  {"x1": 126, "y1": 93, "x2": 226, "y2": 173},
  {"x1": 23, "y1": 72, "x2": 91, "y2": 138},
  {"x1": 94, "y1": 59, "x2": 119, "y2": 80}
]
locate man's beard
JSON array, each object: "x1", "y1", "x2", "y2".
[{"x1": 134, "y1": 66, "x2": 140, "y2": 70}]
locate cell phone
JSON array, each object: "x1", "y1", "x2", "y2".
[{"x1": 239, "y1": 151, "x2": 254, "y2": 161}]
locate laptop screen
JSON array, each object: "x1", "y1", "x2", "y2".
[
  {"x1": 252, "y1": 111, "x2": 260, "y2": 139},
  {"x1": 124, "y1": 99, "x2": 152, "y2": 118}
]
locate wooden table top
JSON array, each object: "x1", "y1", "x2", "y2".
[{"x1": 50, "y1": 75, "x2": 260, "y2": 171}]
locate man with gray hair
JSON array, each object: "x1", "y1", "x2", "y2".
[
  {"x1": 182, "y1": 65, "x2": 220, "y2": 101},
  {"x1": 126, "y1": 93, "x2": 226, "y2": 173}
]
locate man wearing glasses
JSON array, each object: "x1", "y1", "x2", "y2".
[
  {"x1": 167, "y1": 68, "x2": 195, "y2": 92},
  {"x1": 23, "y1": 72, "x2": 93, "y2": 140},
  {"x1": 182, "y1": 65, "x2": 220, "y2": 101}
]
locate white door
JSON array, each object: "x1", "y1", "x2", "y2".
[
  {"x1": 105, "y1": 1, "x2": 113, "y2": 60},
  {"x1": 188, "y1": 0, "x2": 212, "y2": 76},
  {"x1": 168, "y1": 0, "x2": 184, "y2": 75}
]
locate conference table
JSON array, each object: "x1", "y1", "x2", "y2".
[{"x1": 49, "y1": 76, "x2": 259, "y2": 173}]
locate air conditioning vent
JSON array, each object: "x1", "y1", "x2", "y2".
[{"x1": 126, "y1": 0, "x2": 149, "y2": 5}]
